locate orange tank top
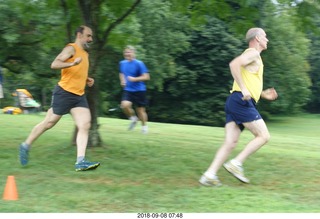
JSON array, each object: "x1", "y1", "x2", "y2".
[{"x1": 58, "y1": 43, "x2": 89, "y2": 95}]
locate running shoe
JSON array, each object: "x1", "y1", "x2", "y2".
[
  {"x1": 141, "y1": 126, "x2": 148, "y2": 134},
  {"x1": 223, "y1": 160, "x2": 250, "y2": 183},
  {"x1": 75, "y1": 159, "x2": 100, "y2": 171},
  {"x1": 128, "y1": 116, "x2": 138, "y2": 131},
  {"x1": 199, "y1": 175, "x2": 222, "y2": 187},
  {"x1": 19, "y1": 143, "x2": 29, "y2": 166}
]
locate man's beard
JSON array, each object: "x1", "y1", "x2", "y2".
[{"x1": 84, "y1": 42, "x2": 91, "y2": 50}]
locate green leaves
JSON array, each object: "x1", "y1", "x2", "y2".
[{"x1": 0, "y1": 0, "x2": 318, "y2": 124}]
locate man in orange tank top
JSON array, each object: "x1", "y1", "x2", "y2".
[{"x1": 19, "y1": 25, "x2": 100, "y2": 171}]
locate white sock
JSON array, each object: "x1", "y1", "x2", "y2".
[
  {"x1": 22, "y1": 142, "x2": 30, "y2": 150},
  {"x1": 130, "y1": 116, "x2": 137, "y2": 121},
  {"x1": 231, "y1": 159, "x2": 242, "y2": 166},
  {"x1": 204, "y1": 171, "x2": 217, "y2": 179},
  {"x1": 76, "y1": 156, "x2": 85, "y2": 163}
]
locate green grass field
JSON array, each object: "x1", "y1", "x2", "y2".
[{"x1": 0, "y1": 112, "x2": 319, "y2": 213}]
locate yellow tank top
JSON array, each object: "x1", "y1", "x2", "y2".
[
  {"x1": 58, "y1": 43, "x2": 89, "y2": 95},
  {"x1": 230, "y1": 48, "x2": 263, "y2": 102}
]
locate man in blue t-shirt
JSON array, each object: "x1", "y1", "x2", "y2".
[{"x1": 119, "y1": 45, "x2": 150, "y2": 134}]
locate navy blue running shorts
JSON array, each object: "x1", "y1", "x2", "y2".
[
  {"x1": 122, "y1": 91, "x2": 147, "y2": 107},
  {"x1": 51, "y1": 85, "x2": 89, "y2": 115},
  {"x1": 225, "y1": 91, "x2": 262, "y2": 131}
]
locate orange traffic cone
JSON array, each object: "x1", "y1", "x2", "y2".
[{"x1": 3, "y1": 175, "x2": 19, "y2": 201}]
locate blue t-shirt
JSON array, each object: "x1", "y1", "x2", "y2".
[{"x1": 119, "y1": 59, "x2": 148, "y2": 92}]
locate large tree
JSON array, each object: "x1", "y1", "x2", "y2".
[
  {"x1": 0, "y1": 0, "x2": 67, "y2": 108},
  {"x1": 294, "y1": 0, "x2": 320, "y2": 113},
  {"x1": 59, "y1": 0, "x2": 143, "y2": 146},
  {"x1": 258, "y1": 0, "x2": 311, "y2": 115},
  {"x1": 0, "y1": 0, "x2": 143, "y2": 146}
]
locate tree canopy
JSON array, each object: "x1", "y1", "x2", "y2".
[{"x1": 0, "y1": 0, "x2": 319, "y2": 135}]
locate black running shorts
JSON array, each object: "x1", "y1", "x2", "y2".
[
  {"x1": 121, "y1": 90, "x2": 147, "y2": 107},
  {"x1": 51, "y1": 85, "x2": 89, "y2": 115}
]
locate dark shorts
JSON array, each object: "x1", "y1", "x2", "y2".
[
  {"x1": 122, "y1": 91, "x2": 147, "y2": 107},
  {"x1": 225, "y1": 91, "x2": 262, "y2": 131},
  {"x1": 51, "y1": 85, "x2": 89, "y2": 115}
]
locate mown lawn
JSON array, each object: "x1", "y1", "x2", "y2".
[{"x1": 0, "y1": 112, "x2": 319, "y2": 213}]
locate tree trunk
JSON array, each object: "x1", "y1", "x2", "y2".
[
  {"x1": 86, "y1": 84, "x2": 102, "y2": 147},
  {"x1": 71, "y1": 0, "x2": 142, "y2": 147},
  {"x1": 72, "y1": 84, "x2": 102, "y2": 147}
]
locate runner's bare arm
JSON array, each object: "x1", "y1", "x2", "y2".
[
  {"x1": 51, "y1": 46, "x2": 81, "y2": 69},
  {"x1": 229, "y1": 50, "x2": 260, "y2": 100}
]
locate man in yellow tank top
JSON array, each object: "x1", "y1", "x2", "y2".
[
  {"x1": 19, "y1": 25, "x2": 100, "y2": 171},
  {"x1": 200, "y1": 27, "x2": 278, "y2": 186}
]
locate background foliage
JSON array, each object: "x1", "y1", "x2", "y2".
[{"x1": 0, "y1": 0, "x2": 319, "y2": 128}]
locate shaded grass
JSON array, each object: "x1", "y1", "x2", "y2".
[{"x1": 0, "y1": 112, "x2": 319, "y2": 212}]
